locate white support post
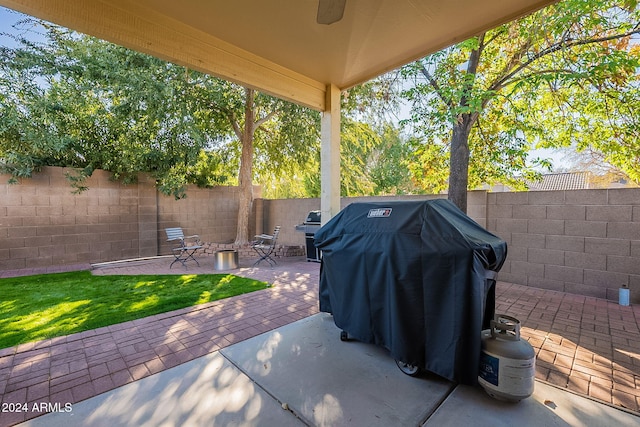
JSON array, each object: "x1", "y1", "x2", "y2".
[{"x1": 320, "y1": 84, "x2": 341, "y2": 226}]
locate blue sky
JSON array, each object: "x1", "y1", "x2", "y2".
[
  {"x1": 0, "y1": 6, "x2": 19, "y2": 45},
  {"x1": 0, "y1": 6, "x2": 47, "y2": 47},
  {"x1": 1, "y1": 6, "x2": 24, "y2": 34},
  {"x1": 0, "y1": 5, "x2": 19, "y2": 27}
]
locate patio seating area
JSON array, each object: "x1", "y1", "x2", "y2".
[{"x1": 0, "y1": 255, "x2": 638, "y2": 426}]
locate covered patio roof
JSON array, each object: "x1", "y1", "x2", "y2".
[{"x1": 1, "y1": 0, "x2": 556, "y2": 111}]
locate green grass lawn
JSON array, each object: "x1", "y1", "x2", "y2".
[{"x1": 0, "y1": 271, "x2": 269, "y2": 349}]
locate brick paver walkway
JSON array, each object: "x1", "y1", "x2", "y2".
[
  {"x1": 497, "y1": 282, "x2": 640, "y2": 414},
  {"x1": 0, "y1": 257, "x2": 319, "y2": 426},
  {"x1": 0, "y1": 256, "x2": 638, "y2": 426}
]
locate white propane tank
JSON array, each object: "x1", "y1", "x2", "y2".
[{"x1": 479, "y1": 315, "x2": 536, "y2": 402}]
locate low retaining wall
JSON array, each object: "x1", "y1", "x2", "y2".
[{"x1": 201, "y1": 242, "x2": 305, "y2": 259}]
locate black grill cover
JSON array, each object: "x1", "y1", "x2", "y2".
[{"x1": 314, "y1": 199, "x2": 507, "y2": 385}]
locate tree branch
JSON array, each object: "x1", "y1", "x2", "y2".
[
  {"x1": 459, "y1": 33, "x2": 484, "y2": 109},
  {"x1": 227, "y1": 111, "x2": 243, "y2": 140},
  {"x1": 419, "y1": 65, "x2": 453, "y2": 109},
  {"x1": 488, "y1": 23, "x2": 640, "y2": 93},
  {"x1": 481, "y1": 26, "x2": 506, "y2": 47},
  {"x1": 253, "y1": 109, "x2": 279, "y2": 133},
  {"x1": 514, "y1": 68, "x2": 578, "y2": 81},
  {"x1": 491, "y1": 40, "x2": 532, "y2": 89}
]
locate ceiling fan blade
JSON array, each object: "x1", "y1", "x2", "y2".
[{"x1": 317, "y1": 0, "x2": 346, "y2": 25}]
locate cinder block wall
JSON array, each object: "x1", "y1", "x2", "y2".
[
  {"x1": 262, "y1": 191, "x2": 488, "y2": 247},
  {"x1": 262, "y1": 198, "x2": 321, "y2": 247},
  {"x1": 0, "y1": 167, "x2": 251, "y2": 269},
  {"x1": 157, "y1": 185, "x2": 257, "y2": 255},
  {"x1": 0, "y1": 167, "x2": 152, "y2": 270},
  {"x1": 488, "y1": 189, "x2": 640, "y2": 304}
]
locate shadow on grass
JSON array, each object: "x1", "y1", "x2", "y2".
[{"x1": 0, "y1": 271, "x2": 268, "y2": 349}]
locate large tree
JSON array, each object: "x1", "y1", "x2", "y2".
[
  {"x1": 0, "y1": 21, "x2": 229, "y2": 197},
  {"x1": 402, "y1": 0, "x2": 640, "y2": 212},
  {"x1": 0, "y1": 17, "x2": 320, "y2": 244},
  {"x1": 193, "y1": 81, "x2": 319, "y2": 243}
]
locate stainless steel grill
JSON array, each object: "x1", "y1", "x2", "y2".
[{"x1": 295, "y1": 210, "x2": 321, "y2": 262}]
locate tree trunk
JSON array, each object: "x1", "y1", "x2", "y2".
[
  {"x1": 235, "y1": 88, "x2": 255, "y2": 245},
  {"x1": 448, "y1": 114, "x2": 475, "y2": 213},
  {"x1": 448, "y1": 36, "x2": 483, "y2": 214}
]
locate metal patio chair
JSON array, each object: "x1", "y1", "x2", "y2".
[
  {"x1": 252, "y1": 225, "x2": 281, "y2": 267},
  {"x1": 165, "y1": 227, "x2": 203, "y2": 268}
]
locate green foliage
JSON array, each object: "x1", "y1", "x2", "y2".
[
  {"x1": 401, "y1": 0, "x2": 640, "y2": 194},
  {"x1": 279, "y1": 119, "x2": 418, "y2": 198},
  {"x1": 252, "y1": 98, "x2": 321, "y2": 183},
  {"x1": 532, "y1": 78, "x2": 640, "y2": 183},
  {"x1": 341, "y1": 74, "x2": 403, "y2": 124},
  {"x1": 0, "y1": 22, "x2": 225, "y2": 196},
  {"x1": 0, "y1": 14, "x2": 418, "y2": 201},
  {"x1": 188, "y1": 149, "x2": 235, "y2": 188},
  {"x1": 10, "y1": 3, "x2": 637, "y2": 204},
  {"x1": 339, "y1": 120, "x2": 378, "y2": 196},
  {"x1": 406, "y1": 136, "x2": 450, "y2": 194},
  {"x1": 367, "y1": 124, "x2": 420, "y2": 195},
  {"x1": 0, "y1": 17, "x2": 321, "y2": 199},
  {"x1": 0, "y1": 271, "x2": 268, "y2": 348}
]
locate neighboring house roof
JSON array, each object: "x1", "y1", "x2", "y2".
[
  {"x1": 528, "y1": 172, "x2": 591, "y2": 191},
  {"x1": 485, "y1": 171, "x2": 636, "y2": 193}
]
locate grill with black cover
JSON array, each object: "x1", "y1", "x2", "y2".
[{"x1": 314, "y1": 199, "x2": 507, "y2": 385}]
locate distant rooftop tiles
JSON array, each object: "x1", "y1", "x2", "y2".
[{"x1": 528, "y1": 172, "x2": 591, "y2": 191}]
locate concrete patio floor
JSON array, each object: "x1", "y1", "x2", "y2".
[
  {"x1": 0, "y1": 255, "x2": 639, "y2": 426},
  {"x1": 15, "y1": 314, "x2": 640, "y2": 427}
]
